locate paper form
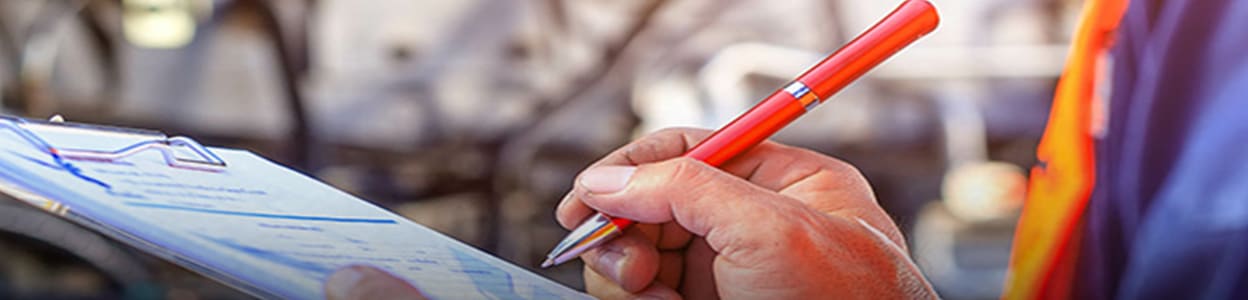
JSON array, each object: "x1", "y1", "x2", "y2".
[{"x1": 0, "y1": 122, "x2": 589, "y2": 300}]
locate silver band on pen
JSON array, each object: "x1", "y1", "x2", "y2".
[{"x1": 783, "y1": 81, "x2": 823, "y2": 111}]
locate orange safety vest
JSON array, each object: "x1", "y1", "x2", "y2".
[{"x1": 1003, "y1": 0, "x2": 1128, "y2": 299}]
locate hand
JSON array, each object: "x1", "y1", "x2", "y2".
[
  {"x1": 324, "y1": 265, "x2": 428, "y2": 300},
  {"x1": 556, "y1": 128, "x2": 935, "y2": 299}
]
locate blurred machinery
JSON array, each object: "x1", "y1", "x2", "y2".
[{"x1": 0, "y1": 0, "x2": 1079, "y2": 298}]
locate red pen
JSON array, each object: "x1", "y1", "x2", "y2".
[{"x1": 542, "y1": 0, "x2": 940, "y2": 268}]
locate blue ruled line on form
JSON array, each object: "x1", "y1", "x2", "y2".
[{"x1": 123, "y1": 202, "x2": 398, "y2": 224}]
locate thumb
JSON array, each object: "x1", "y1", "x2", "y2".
[
  {"x1": 577, "y1": 157, "x2": 798, "y2": 242},
  {"x1": 325, "y1": 265, "x2": 429, "y2": 300}
]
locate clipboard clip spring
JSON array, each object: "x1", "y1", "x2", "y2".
[
  {"x1": 1, "y1": 117, "x2": 227, "y2": 172},
  {"x1": 55, "y1": 136, "x2": 227, "y2": 171}
]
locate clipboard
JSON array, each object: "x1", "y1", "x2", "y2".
[{"x1": 0, "y1": 115, "x2": 588, "y2": 300}]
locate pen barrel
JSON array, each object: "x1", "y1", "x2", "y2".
[
  {"x1": 685, "y1": 0, "x2": 938, "y2": 167},
  {"x1": 685, "y1": 90, "x2": 807, "y2": 166},
  {"x1": 800, "y1": 0, "x2": 939, "y2": 99}
]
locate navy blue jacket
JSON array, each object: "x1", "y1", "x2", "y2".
[{"x1": 1075, "y1": 0, "x2": 1248, "y2": 298}]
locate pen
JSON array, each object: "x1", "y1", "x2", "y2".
[{"x1": 542, "y1": 0, "x2": 940, "y2": 268}]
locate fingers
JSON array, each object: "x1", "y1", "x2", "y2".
[
  {"x1": 557, "y1": 126, "x2": 895, "y2": 248},
  {"x1": 677, "y1": 238, "x2": 717, "y2": 299},
  {"x1": 576, "y1": 157, "x2": 799, "y2": 255},
  {"x1": 325, "y1": 265, "x2": 428, "y2": 300},
  {"x1": 579, "y1": 229, "x2": 660, "y2": 292},
  {"x1": 585, "y1": 266, "x2": 684, "y2": 300},
  {"x1": 656, "y1": 251, "x2": 685, "y2": 289},
  {"x1": 579, "y1": 223, "x2": 691, "y2": 295},
  {"x1": 557, "y1": 128, "x2": 711, "y2": 229},
  {"x1": 655, "y1": 221, "x2": 693, "y2": 250},
  {"x1": 556, "y1": 127, "x2": 875, "y2": 230}
]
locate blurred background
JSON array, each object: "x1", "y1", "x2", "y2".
[{"x1": 0, "y1": 0, "x2": 1080, "y2": 299}]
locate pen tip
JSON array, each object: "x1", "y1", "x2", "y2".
[{"x1": 540, "y1": 259, "x2": 555, "y2": 268}]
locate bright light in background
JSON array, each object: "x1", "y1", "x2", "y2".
[
  {"x1": 122, "y1": 0, "x2": 205, "y2": 48},
  {"x1": 943, "y1": 162, "x2": 1026, "y2": 223}
]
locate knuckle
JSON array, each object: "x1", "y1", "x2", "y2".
[
  {"x1": 767, "y1": 142, "x2": 865, "y2": 180},
  {"x1": 652, "y1": 127, "x2": 706, "y2": 139},
  {"x1": 660, "y1": 157, "x2": 715, "y2": 187},
  {"x1": 651, "y1": 127, "x2": 691, "y2": 138},
  {"x1": 794, "y1": 148, "x2": 869, "y2": 186},
  {"x1": 791, "y1": 147, "x2": 857, "y2": 175},
  {"x1": 619, "y1": 128, "x2": 712, "y2": 165},
  {"x1": 821, "y1": 157, "x2": 863, "y2": 178},
  {"x1": 621, "y1": 139, "x2": 662, "y2": 164},
  {"x1": 622, "y1": 129, "x2": 694, "y2": 164},
  {"x1": 643, "y1": 158, "x2": 722, "y2": 218},
  {"x1": 639, "y1": 128, "x2": 691, "y2": 151}
]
